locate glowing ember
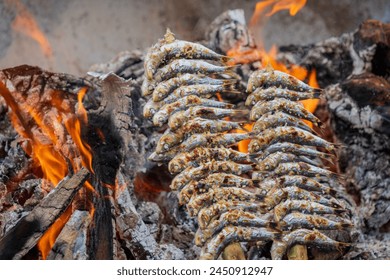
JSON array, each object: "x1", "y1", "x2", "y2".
[{"x1": 6, "y1": 0, "x2": 53, "y2": 59}]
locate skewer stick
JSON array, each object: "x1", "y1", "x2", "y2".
[
  {"x1": 222, "y1": 242, "x2": 246, "y2": 260},
  {"x1": 287, "y1": 244, "x2": 308, "y2": 260}
]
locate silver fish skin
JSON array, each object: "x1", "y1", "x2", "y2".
[
  {"x1": 261, "y1": 186, "x2": 343, "y2": 210},
  {"x1": 169, "y1": 147, "x2": 250, "y2": 174},
  {"x1": 258, "y1": 175, "x2": 336, "y2": 195},
  {"x1": 250, "y1": 98, "x2": 321, "y2": 126},
  {"x1": 198, "y1": 200, "x2": 263, "y2": 229},
  {"x1": 247, "y1": 69, "x2": 322, "y2": 94},
  {"x1": 245, "y1": 86, "x2": 321, "y2": 105},
  {"x1": 145, "y1": 40, "x2": 230, "y2": 79},
  {"x1": 250, "y1": 142, "x2": 333, "y2": 162},
  {"x1": 152, "y1": 74, "x2": 235, "y2": 102},
  {"x1": 178, "y1": 132, "x2": 252, "y2": 152},
  {"x1": 255, "y1": 152, "x2": 322, "y2": 172},
  {"x1": 273, "y1": 199, "x2": 346, "y2": 222},
  {"x1": 200, "y1": 226, "x2": 281, "y2": 260},
  {"x1": 162, "y1": 83, "x2": 237, "y2": 104},
  {"x1": 195, "y1": 209, "x2": 273, "y2": 246},
  {"x1": 153, "y1": 95, "x2": 233, "y2": 126},
  {"x1": 168, "y1": 107, "x2": 247, "y2": 131},
  {"x1": 279, "y1": 212, "x2": 353, "y2": 231},
  {"x1": 252, "y1": 111, "x2": 313, "y2": 133},
  {"x1": 248, "y1": 126, "x2": 335, "y2": 153},
  {"x1": 156, "y1": 118, "x2": 243, "y2": 153},
  {"x1": 154, "y1": 59, "x2": 234, "y2": 83}
]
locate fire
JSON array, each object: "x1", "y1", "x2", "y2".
[
  {"x1": 6, "y1": 0, "x2": 53, "y2": 59},
  {"x1": 65, "y1": 88, "x2": 93, "y2": 172},
  {"x1": 0, "y1": 80, "x2": 96, "y2": 258},
  {"x1": 235, "y1": 123, "x2": 254, "y2": 154},
  {"x1": 229, "y1": 0, "x2": 319, "y2": 153},
  {"x1": 37, "y1": 88, "x2": 95, "y2": 259},
  {"x1": 250, "y1": 0, "x2": 307, "y2": 27},
  {"x1": 38, "y1": 206, "x2": 73, "y2": 260}
]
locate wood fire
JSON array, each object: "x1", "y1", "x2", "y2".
[{"x1": 0, "y1": 0, "x2": 389, "y2": 261}]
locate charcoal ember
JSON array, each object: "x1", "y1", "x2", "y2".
[
  {"x1": 0, "y1": 140, "x2": 32, "y2": 190},
  {"x1": 277, "y1": 20, "x2": 390, "y2": 87},
  {"x1": 354, "y1": 20, "x2": 390, "y2": 47},
  {"x1": 157, "y1": 244, "x2": 185, "y2": 260},
  {"x1": 114, "y1": 181, "x2": 183, "y2": 260},
  {"x1": 353, "y1": 20, "x2": 390, "y2": 79},
  {"x1": 325, "y1": 83, "x2": 390, "y2": 230},
  {"x1": 278, "y1": 35, "x2": 355, "y2": 87},
  {"x1": 354, "y1": 19, "x2": 390, "y2": 76},
  {"x1": 137, "y1": 201, "x2": 163, "y2": 239},
  {"x1": 0, "y1": 183, "x2": 5, "y2": 199},
  {"x1": 344, "y1": 232, "x2": 390, "y2": 260},
  {"x1": 0, "y1": 207, "x2": 29, "y2": 237},
  {"x1": 88, "y1": 51, "x2": 144, "y2": 84},
  {"x1": 10, "y1": 179, "x2": 43, "y2": 208},
  {"x1": 342, "y1": 73, "x2": 390, "y2": 107},
  {"x1": 340, "y1": 73, "x2": 390, "y2": 134},
  {"x1": 172, "y1": 225, "x2": 198, "y2": 258},
  {"x1": 159, "y1": 223, "x2": 196, "y2": 259}
]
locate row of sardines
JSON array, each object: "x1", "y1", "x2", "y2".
[{"x1": 141, "y1": 30, "x2": 355, "y2": 260}]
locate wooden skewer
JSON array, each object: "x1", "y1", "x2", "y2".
[
  {"x1": 222, "y1": 242, "x2": 246, "y2": 260},
  {"x1": 287, "y1": 244, "x2": 308, "y2": 260}
]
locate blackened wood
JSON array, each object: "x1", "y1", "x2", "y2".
[
  {"x1": 0, "y1": 167, "x2": 89, "y2": 259},
  {"x1": 326, "y1": 81, "x2": 390, "y2": 230},
  {"x1": 87, "y1": 179, "x2": 114, "y2": 260},
  {"x1": 0, "y1": 65, "x2": 94, "y2": 95}
]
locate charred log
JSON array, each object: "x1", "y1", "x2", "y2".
[{"x1": 0, "y1": 167, "x2": 89, "y2": 259}]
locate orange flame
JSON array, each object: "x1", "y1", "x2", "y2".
[
  {"x1": 65, "y1": 88, "x2": 93, "y2": 172},
  {"x1": 0, "y1": 82, "x2": 95, "y2": 258},
  {"x1": 38, "y1": 206, "x2": 73, "y2": 260},
  {"x1": 250, "y1": 0, "x2": 307, "y2": 27},
  {"x1": 7, "y1": 0, "x2": 53, "y2": 58},
  {"x1": 231, "y1": 0, "x2": 320, "y2": 153},
  {"x1": 36, "y1": 88, "x2": 95, "y2": 258},
  {"x1": 235, "y1": 123, "x2": 254, "y2": 154}
]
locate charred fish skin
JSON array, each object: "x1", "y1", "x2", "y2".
[{"x1": 247, "y1": 68, "x2": 354, "y2": 259}]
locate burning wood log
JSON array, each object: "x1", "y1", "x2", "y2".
[
  {"x1": 47, "y1": 210, "x2": 91, "y2": 260},
  {"x1": 0, "y1": 167, "x2": 90, "y2": 259}
]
